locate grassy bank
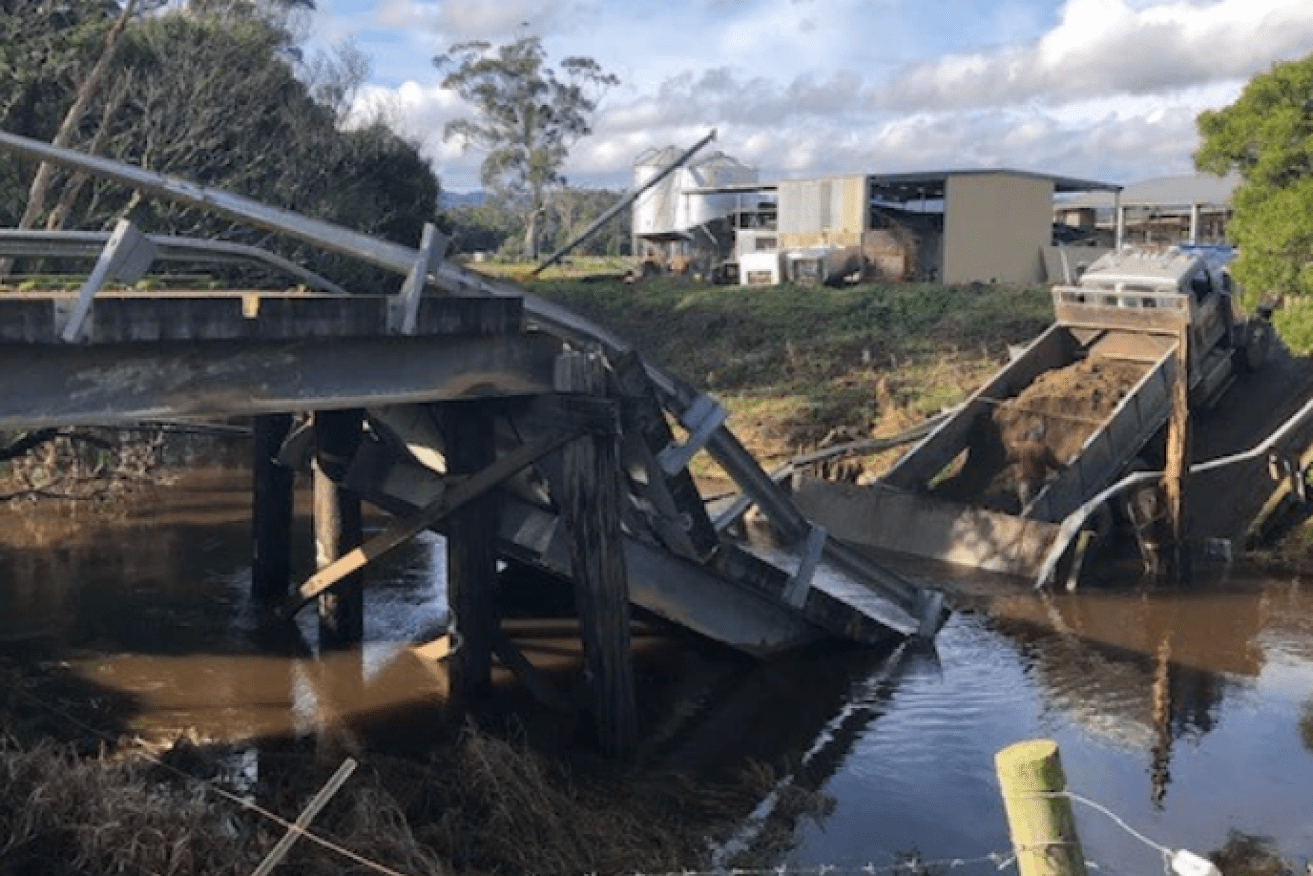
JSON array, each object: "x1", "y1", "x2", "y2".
[{"x1": 528, "y1": 276, "x2": 1053, "y2": 474}]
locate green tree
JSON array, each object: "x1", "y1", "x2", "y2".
[
  {"x1": 540, "y1": 186, "x2": 631, "y2": 257},
  {"x1": 434, "y1": 36, "x2": 617, "y2": 259},
  {"x1": 1, "y1": 2, "x2": 438, "y2": 290},
  {"x1": 1196, "y1": 53, "x2": 1313, "y2": 301},
  {"x1": 443, "y1": 197, "x2": 519, "y2": 256},
  {"x1": 0, "y1": 0, "x2": 119, "y2": 224}
]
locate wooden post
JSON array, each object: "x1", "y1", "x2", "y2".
[
  {"x1": 1163, "y1": 325, "x2": 1192, "y2": 585},
  {"x1": 556, "y1": 351, "x2": 637, "y2": 760},
  {"x1": 441, "y1": 401, "x2": 499, "y2": 701},
  {"x1": 313, "y1": 409, "x2": 365, "y2": 650},
  {"x1": 995, "y1": 739, "x2": 1088, "y2": 876},
  {"x1": 252, "y1": 413, "x2": 295, "y2": 604}
]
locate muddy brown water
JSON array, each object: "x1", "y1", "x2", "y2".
[{"x1": 2, "y1": 453, "x2": 1313, "y2": 873}]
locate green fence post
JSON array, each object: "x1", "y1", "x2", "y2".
[{"x1": 996, "y1": 739, "x2": 1088, "y2": 876}]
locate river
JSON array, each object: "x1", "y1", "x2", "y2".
[{"x1": 1, "y1": 451, "x2": 1311, "y2": 874}]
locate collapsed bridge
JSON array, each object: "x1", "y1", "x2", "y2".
[{"x1": 0, "y1": 130, "x2": 946, "y2": 758}]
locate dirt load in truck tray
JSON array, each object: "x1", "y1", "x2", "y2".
[
  {"x1": 934, "y1": 357, "x2": 1148, "y2": 509},
  {"x1": 997, "y1": 357, "x2": 1148, "y2": 462}
]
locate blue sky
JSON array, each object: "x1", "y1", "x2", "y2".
[{"x1": 306, "y1": 0, "x2": 1313, "y2": 192}]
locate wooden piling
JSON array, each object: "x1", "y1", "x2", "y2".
[
  {"x1": 995, "y1": 739, "x2": 1087, "y2": 876},
  {"x1": 556, "y1": 351, "x2": 637, "y2": 760},
  {"x1": 252, "y1": 413, "x2": 295, "y2": 604},
  {"x1": 313, "y1": 409, "x2": 365, "y2": 649},
  {"x1": 1163, "y1": 325, "x2": 1192, "y2": 585},
  {"x1": 441, "y1": 401, "x2": 499, "y2": 701}
]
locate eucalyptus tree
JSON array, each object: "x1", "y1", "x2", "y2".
[
  {"x1": 434, "y1": 36, "x2": 617, "y2": 258},
  {"x1": 0, "y1": 0, "x2": 124, "y2": 225}
]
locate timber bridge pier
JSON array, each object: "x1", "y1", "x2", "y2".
[{"x1": 0, "y1": 131, "x2": 944, "y2": 758}]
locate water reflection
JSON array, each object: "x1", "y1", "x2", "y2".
[
  {"x1": 982, "y1": 579, "x2": 1267, "y2": 807},
  {"x1": 790, "y1": 570, "x2": 1313, "y2": 873},
  {"x1": 0, "y1": 461, "x2": 452, "y2": 748},
  {"x1": 5, "y1": 457, "x2": 1313, "y2": 870}
]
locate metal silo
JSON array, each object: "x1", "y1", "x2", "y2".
[
  {"x1": 632, "y1": 146, "x2": 684, "y2": 237},
  {"x1": 634, "y1": 148, "x2": 759, "y2": 237},
  {"x1": 675, "y1": 152, "x2": 758, "y2": 231}
]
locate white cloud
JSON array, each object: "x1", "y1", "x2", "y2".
[
  {"x1": 370, "y1": 0, "x2": 598, "y2": 42},
  {"x1": 327, "y1": 0, "x2": 1311, "y2": 192},
  {"x1": 873, "y1": 0, "x2": 1313, "y2": 110}
]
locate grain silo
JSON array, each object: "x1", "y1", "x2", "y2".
[{"x1": 632, "y1": 147, "x2": 760, "y2": 273}]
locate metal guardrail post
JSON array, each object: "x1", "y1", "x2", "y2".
[
  {"x1": 389, "y1": 222, "x2": 448, "y2": 334},
  {"x1": 59, "y1": 218, "x2": 155, "y2": 342},
  {"x1": 656, "y1": 393, "x2": 728, "y2": 476},
  {"x1": 783, "y1": 524, "x2": 828, "y2": 608}
]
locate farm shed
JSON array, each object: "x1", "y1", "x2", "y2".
[{"x1": 776, "y1": 170, "x2": 1119, "y2": 285}]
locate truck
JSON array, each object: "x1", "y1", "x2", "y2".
[{"x1": 792, "y1": 246, "x2": 1271, "y2": 579}]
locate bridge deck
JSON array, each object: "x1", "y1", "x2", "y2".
[
  {"x1": 0, "y1": 291, "x2": 561, "y2": 429},
  {"x1": 0, "y1": 289, "x2": 523, "y2": 343}
]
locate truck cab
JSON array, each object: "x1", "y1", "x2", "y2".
[{"x1": 1052, "y1": 248, "x2": 1240, "y2": 406}]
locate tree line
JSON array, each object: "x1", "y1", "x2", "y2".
[
  {"x1": 443, "y1": 187, "x2": 632, "y2": 261},
  {"x1": 1, "y1": 0, "x2": 437, "y2": 289},
  {"x1": 2, "y1": 10, "x2": 628, "y2": 280}
]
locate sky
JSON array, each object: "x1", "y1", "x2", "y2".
[{"x1": 306, "y1": 0, "x2": 1313, "y2": 193}]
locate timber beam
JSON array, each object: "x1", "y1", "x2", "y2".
[
  {"x1": 343, "y1": 443, "x2": 864, "y2": 654},
  {"x1": 280, "y1": 429, "x2": 577, "y2": 618},
  {"x1": 313, "y1": 409, "x2": 366, "y2": 649}
]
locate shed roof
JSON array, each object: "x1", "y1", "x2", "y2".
[
  {"x1": 863, "y1": 168, "x2": 1121, "y2": 204},
  {"x1": 1057, "y1": 172, "x2": 1240, "y2": 210},
  {"x1": 684, "y1": 168, "x2": 1119, "y2": 200}
]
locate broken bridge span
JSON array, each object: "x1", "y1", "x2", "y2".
[{"x1": 0, "y1": 129, "x2": 946, "y2": 758}]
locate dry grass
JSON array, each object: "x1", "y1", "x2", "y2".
[
  {"x1": 0, "y1": 699, "x2": 792, "y2": 876},
  {"x1": 0, "y1": 737, "x2": 261, "y2": 875},
  {"x1": 399, "y1": 725, "x2": 722, "y2": 875}
]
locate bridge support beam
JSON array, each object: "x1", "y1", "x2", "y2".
[
  {"x1": 314, "y1": 409, "x2": 365, "y2": 649},
  {"x1": 556, "y1": 352, "x2": 637, "y2": 760},
  {"x1": 252, "y1": 413, "x2": 295, "y2": 604},
  {"x1": 441, "y1": 401, "x2": 500, "y2": 702}
]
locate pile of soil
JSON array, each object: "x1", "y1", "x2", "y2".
[
  {"x1": 935, "y1": 356, "x2": 1148, "y2": 509},
  {"x1": 995, "y1": 357, "x2": 1148, "y2": 463}
]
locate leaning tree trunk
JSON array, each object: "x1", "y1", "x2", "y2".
[
  {"x1": 16, "y1": 0, "x2": 138, "y2": 233},
  {"x1": 46, "y1": 83, "x2": 129, "y2": 231}
]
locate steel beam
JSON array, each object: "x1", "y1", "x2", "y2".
[{"x1": 0, "y1": 333, "x2": 560, "y2": 429}]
